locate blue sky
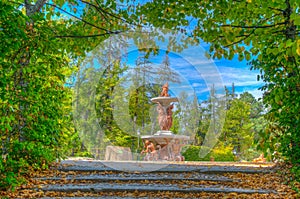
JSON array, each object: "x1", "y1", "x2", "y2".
[{"x1": 125, "y1": 46, "x2": 264, "y2": 101}]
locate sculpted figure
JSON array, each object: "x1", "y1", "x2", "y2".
[
  {"x1": 172, "y1": 139, "x2": 185, "y2": 161},
  {"x1": 157, "y1": 102, "x2": 168, "y2": 130},
  {"x1": 141, "y1": 140, "x2": 158, "y2": 161},
  {"x1": 166, "y1": 104, "x2": 173, "y2": 130},
  {"x1": 157, "y1": 102, "x2": 174, "y2": 131},
  {"x1": 160, "y1": 82, "x2": 170, "y2": 97}
]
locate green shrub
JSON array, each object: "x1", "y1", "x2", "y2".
[
  {"x1": 211, "y1": 145, "x2": 235, "y2": 161},
  {"x1": 182, "y1": 145, "x2": 235, "y2": 161},
  {"x1": 0, "y1": 2, "x2": 76, "y2": 190},
  {"x1": 182, "y1": 145, "x2": 209, "y2": 161}
]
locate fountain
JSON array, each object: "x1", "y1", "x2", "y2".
[{"x1": 141, "y1": 83, "x2": 190, "y2": 161}]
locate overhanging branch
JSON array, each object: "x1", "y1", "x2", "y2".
[
  {"x1": 82, "y1": 0, "x2": 112, "y2": 25},
  {"x1": 224, "y1": 29, "x2": 255, "y2": 47},
  {"x1": 81, "y1": 0, "x2": 134, "y2": 25},
  {"x1": 55, "y1": 31, "x2": 122, "y2": 38},
  {"x1": 25, "y1": 0, "x2": 47, "y2": 16},
  {"x1": 268, "y1": 6, "x2": 284, "y2": 13},
  {"x1": 45, "y1": 2, "x2": 111, "y2": 32},
  {"x1": 221, "y1": 22, "x2": 286, "y2": 29}
]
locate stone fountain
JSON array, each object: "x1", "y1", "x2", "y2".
[{"x1": 141, "y1": 83, "x2": 190, "y2": 161}]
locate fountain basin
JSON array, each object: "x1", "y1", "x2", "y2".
[
  {"x1": 141, "y1": 134, "x2": 189, "y2": 146},
  {"x1": 141, "y1": 134, "x2": 190, "y2": 161},
  {"x1": 151, "y1": 97, "x2": 178, "y2": 106}
]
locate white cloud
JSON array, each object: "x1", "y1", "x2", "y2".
[
  {"x1": 236, "y1": 88, "x2": 264, "y2": 100},
  {"x1": 195, "y1": 87, "x2": 210, "y2": 94}
]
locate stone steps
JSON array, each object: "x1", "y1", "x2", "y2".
[
  {"x1": 19, "y1": 159, "x2": 282, "y2": 198},
  {"x1": 39, "y1": 183, "x2": 276, "y2": 194},
  {"x1": 59, "y1": 160, "x2": 275, "y2": 173},
  {"x1": 36, "y1": 173, "x2": 235, "y2": 182}
]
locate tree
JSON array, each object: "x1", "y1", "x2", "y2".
[
  {"x1": 172, "y1": 91, "x2": 200, "y2": 138},
  {"x1": 156, "y1": 54, "x2": 181, "y2": 85},
  {"x1": 0, "y1": 0, "x2": 133, "y2": 189},
  {"x1": 240, "y1": 92, "x2": 264, "y2": 119},
  {"x1": 135, "y1": 0, "x2": 300, "y2": 173},
  {"x1": 239, "y1": 92, "x2": 268, "y2": 159},
  {"x1": 0, "y1": 1, "x2": 77, "y2": 189},
  {"x1": 96, "y1": 61, "x2": 133, "y2": 147},
  {"x1": 222, "y1": 98, "x2": 253, "y2": 160}
]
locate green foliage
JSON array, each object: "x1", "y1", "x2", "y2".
[
  {"x1": 0, "y1": 156, "x2": 26, "y2": 190},
  {"x1": 129, "y1": 85, "x2": 152, "y2": 128},
  {"x1": 182, "y1": 145, "x2": 205, "y2": 161},
  {"x1": 64, "y1": 131, "x2": 94, "y2": 158},
  {"x1": 95, "y1": 61, "x2": 133, "y2": 147},
  {"x1": 1, "y1": 0, "x2": 299, "y2": 191},
  {"x1": 211, "y1": 145, "x2": 235, "y2": 162},
  {"x1": 194, "y1": 88, "x2": 264, "y2": 161},
  {"x1": 239, "y1": 92, "x2": 264, "y2": 119},
  {"x1": 135, "y1": 0, "x2": 300, "y2": 175},
  {"x1": 0, "y1": 1, "x2": 77, "y2": 190},
  {"x1": 194, "y1": 85, "x2": 227, "y2": 150},
  {"x1": 174, "y1": 92, "x2": 200, "y2": 138},
  {"x1": 221, "y1": 98, "x2": 253, "y2": 159},
  {"x1": 182, "y1": 145, "x2": 234, "y2": 162}
]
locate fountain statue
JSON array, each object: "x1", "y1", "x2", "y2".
[{"x1": 141, "y1": 83, "x2": 190, "y2": 161}]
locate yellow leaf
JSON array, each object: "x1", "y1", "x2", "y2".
[{"x1": 297, "y1": 48, "x2": 300, "y2": 56}]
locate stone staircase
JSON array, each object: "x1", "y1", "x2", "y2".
[{"x1": 16, "y1": 159, "x2": 293, "y2": 198}]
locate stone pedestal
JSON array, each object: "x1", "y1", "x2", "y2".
[{"x1": 105, "y1": 146, "x2": 132, "y2": 161}]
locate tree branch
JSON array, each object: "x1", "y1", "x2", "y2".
[
  {"x1": 25, "y1": 0, "x2": 47, "y2": 16},
  {"x1": 81, "y1": 0, "x2": 112, "y2": 25},
  {"x1": 94, "y1": 1, "x2": 113, "y2": 25},
  {"x1": 45, "y1": 3, "x2": 113, "y2": 32},
  {"x1": 96, "y1": 0, "x2": 131, "y2": 24},
  {"x1": 55, "y1": 31, "x2": 122, "y2": 38},
  {"x1": 264, "y1": 14, "x2": 282, "y2": 22},
  {"x1": 81, "y1": 0, "x2": 134, "y2": 25},
  {"x1": 224, "y1": 29, "x2": 255, "y2": 47},
  {"x1": 268, "y1": 6, "x2": 284, "y2": 13},
  {"x1": 221, "y1": 22, "x2": 286, "y2": 29},
  {"x1": 271, "y1": 29, "x2": 285, "y2": 35}
]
